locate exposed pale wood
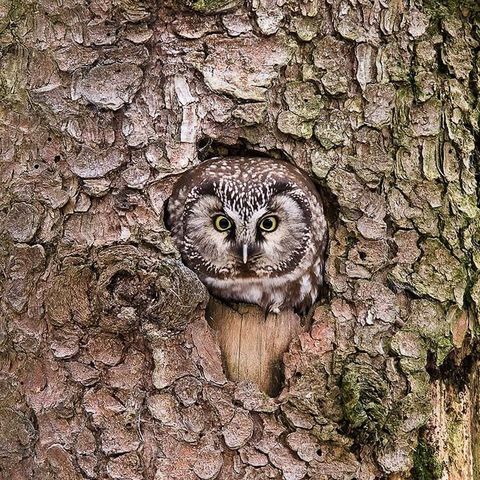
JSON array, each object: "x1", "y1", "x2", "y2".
[
  {"x1": 206, "y1": 298, "x2": 303, "y2": 396},
  {"x1": 426, "y1": 351, "x2": 480, "y2": 480},
  {"x1": 472, "y1": 365, "x2": 480, "y2": 479},
  {"x1": 431, "y1": 381, "x2": 473, "y2": 480}
]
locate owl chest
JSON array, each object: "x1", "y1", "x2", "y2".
[{"x1": 204, "y1": 271, "x2": 317, "y2": 311}]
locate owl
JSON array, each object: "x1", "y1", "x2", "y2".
[{"x1": 166, "y1": 157, "x2": 327, "y2": 313}]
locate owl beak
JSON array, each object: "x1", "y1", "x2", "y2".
[{"x1": 242, "y1": 244, "x2": 248, "y2": 264}]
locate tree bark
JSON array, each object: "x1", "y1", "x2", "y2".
[{"x1": 1, "y1": 0, "x2": 480, "y2": 479}]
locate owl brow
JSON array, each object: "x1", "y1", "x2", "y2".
[
  {"x1": 210, "y1": 210, "x2": 228, "y2": 217},
  {"x1": 269, "y1": 191, "x2": 311, "y2": 226},
  {"x1": 257, "y1": 212, "x2": 278, "y2": 225}
]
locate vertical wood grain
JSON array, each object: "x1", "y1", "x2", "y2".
[{"x1": 206, "y1": 299, "x2": 303, "y2": 396}]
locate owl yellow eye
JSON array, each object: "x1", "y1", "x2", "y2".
[
  {"x1": 213, "y1": 215, "x2": 233, "y2": 232},
  {"x1": 259, "y1": 216, "x2": 278, "y2": 232}
]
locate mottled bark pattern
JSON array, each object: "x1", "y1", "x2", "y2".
[{"x1": 1, "y1": 0, "x2": 479, "y2": 479}]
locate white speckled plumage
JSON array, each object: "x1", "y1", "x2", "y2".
[{"x1": 166, "y1": 157, "x2": 327, "y2": 313}]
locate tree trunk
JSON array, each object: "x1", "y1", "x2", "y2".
[{"x1": 1, "y1": 0, "x2": 479, "y2": 478}]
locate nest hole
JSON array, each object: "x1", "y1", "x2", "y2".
[{"x1": 164, "y1": 141, "x2": 338, "y2": 397}]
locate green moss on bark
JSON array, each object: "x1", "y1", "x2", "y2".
[
  {"x1": 187, "y1": 0, "x2": 240, "y2": 14},
  {"x1": 422, "y1": 0, "x2": 480, "y2": 18},
  {"x1": 411, "y1": 441, "x2": 443, "y2": 479},
  {"x1": 341, "y1": 363, "x2": 391, "y2": 443}
]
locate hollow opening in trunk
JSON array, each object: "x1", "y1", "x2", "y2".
[{"x1": 164, "y1": 142, "x2": 336, "y2": 396}]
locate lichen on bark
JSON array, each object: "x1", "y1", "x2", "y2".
[{"x1": 412, "y1": 440, "x2": 443, "y2": 480}]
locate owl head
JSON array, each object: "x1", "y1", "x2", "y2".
[{"x1": 166, "y1": 157, "x2": 327, "y2": 312}]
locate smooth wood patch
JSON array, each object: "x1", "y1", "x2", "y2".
[{"x1": 206, "y1": 299, "x2": 303, "y2": 396}]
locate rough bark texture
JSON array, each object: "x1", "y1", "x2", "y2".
[{"x1": 1, "y1": 0, "x2": 480, "y2": 479}]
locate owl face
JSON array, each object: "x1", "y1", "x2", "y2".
[
  {"x1": 167, "y1": 157, "x2": 327, "y2": 312},
  {"x1": 184, "y1": 183, "x2": 310, "y2": 277}
]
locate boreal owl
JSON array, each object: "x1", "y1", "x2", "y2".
[{"x1": 166, "y1": 157, "x2": 327, "y2": 313}]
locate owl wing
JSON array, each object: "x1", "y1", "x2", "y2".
[
  {"x1": 165, "y1": 165, "x2": 206, "y2": 248},
  {"x1": 165, "y1": 186, "x2": 188, "y2": 248}
]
